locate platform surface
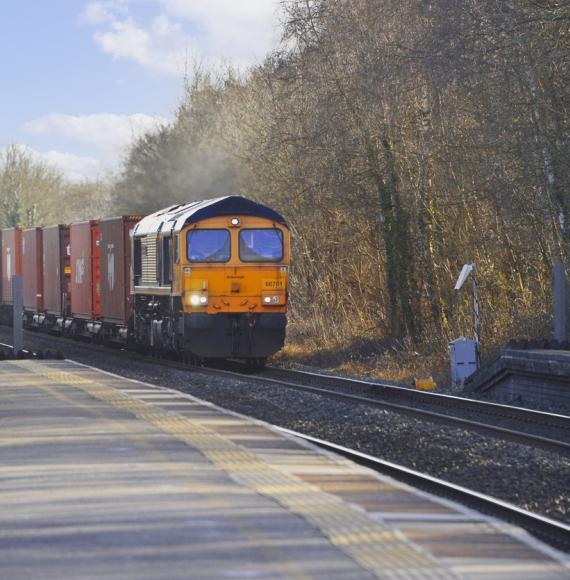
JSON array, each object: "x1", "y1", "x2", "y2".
[{"x1": 0, "y1": 359, "x2": 568, "y2": 579}]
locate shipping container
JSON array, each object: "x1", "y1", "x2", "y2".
[
  {"x1": 42, "y1": 225, "x2": 71, "y2": 317},
  {"x1": 22, "y1": 228, "x2": 44, "y2": 312},
  {"x1": 70, "y1": 221, "x2": 100, "y2": 320},
  {"x1": 99, "y1": 216, "x2": 140, "y2": 325},
  {"x1": 1, "y1": 228, "x2": 23, "y2": 305},
  {"x1": 92, "y1": 222, "x2": 101, "y2": 319}
]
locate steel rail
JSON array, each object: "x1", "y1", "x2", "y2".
[
  {"x1": 277, "y1": 427, "x2": 570, "y2": 552},
  {"x1": 2, "y1": 332, "x2": 570, "y2": 455},
  {"x1": 0, "y1": 342, "x2": 35, "y2": 357},
  {"x1": 204, "y1": 365, "x2": 570, "y2": 456},
  {"x1": 262, "y1": 366, "x2": 570, "y2": 429}
]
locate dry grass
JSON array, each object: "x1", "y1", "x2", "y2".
[
  {"x1": 273, "y1": 322, "x2": 452, "y2": 389},
  {"x1": 272, "y1": 297, "x2": 554, "y2": 392}
]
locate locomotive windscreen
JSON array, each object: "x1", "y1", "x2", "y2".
[
  {"x1": 239, "y1": 229, "x2": 284, "y2": 262},
  {"x1": 187, "y1": 229, "x2": 231, "y2": 262}
]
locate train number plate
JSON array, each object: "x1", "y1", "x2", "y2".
[{"x1": 263, "y1": 279, "x2": 285, "y2": 290}]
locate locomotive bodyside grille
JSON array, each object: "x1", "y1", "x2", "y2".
[{"x1": 140, "y1": 236, "x2": 158, "y2": 286}]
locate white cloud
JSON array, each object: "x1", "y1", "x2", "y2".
[
  {"x1": 160, "y1": 0, "x2": 279, "y2": 64},
  {"x1": 37, "y1": 150, "x2": 103, "y2": 183},
  {"x1": 82, "y1": 0, "x2": 280, "y2": 75},
  {"x1": 2, "y1": 144, "x2": 103, "y2": 183},
  {"x1": 21, "y1": 112, "x2": 169, "y2": 182},
  {"x1": 82, "y1": 1, "x2": 128, "y2": 24},
  {"x1": 94, "y1": 15, "x2": 193, "y2": 75},
  {"x1": 83, "y1": 2, "x2": 114, "y2": 24},
  {"x1": 24, "y1": 113, "x2": 168, "y2": 156}
]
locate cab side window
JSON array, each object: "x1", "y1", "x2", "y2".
[
  {"x1": 162, "y1": 236, "x2": 172, "y2": 285},
  {"x1": 133, "y1": 238, "x2": 142, "y2": 286}
]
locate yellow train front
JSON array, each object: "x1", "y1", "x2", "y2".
[{"x1": 131, "y1": 196, "x2": 289, "y2": 365}]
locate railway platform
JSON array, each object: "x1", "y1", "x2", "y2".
[
  {"x1": 0, "y1": 360, "x2": 568, "y2": 579},
  {"x1": 464, "y1": 348, "x2": 570, "y2": 408}
]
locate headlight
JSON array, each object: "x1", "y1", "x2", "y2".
[
  {"x1": 262, "y1": 294, "x2": 283, "y2": 305},
  {"x1": 189, "y1": 294, "x2": 207, "y2": 307}
]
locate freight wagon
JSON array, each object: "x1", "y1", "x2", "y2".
[
  {"x1": 1, "y1": 228, "x2": 22, "y2": 307},
  {"x1": 96, "y1": 215, "x2": 139, "y2": 341},
  {"x1": 22, "y1": 227, "x2": 43, "y2": 318},
  {"x1": 41, "y1": 225, "x2": 71, "y2": 330}
]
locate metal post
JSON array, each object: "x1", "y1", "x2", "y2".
[
  {"x1": 553, "y1": 261, "x2": 567, "y2": 343},
  {"x1": 12, "y1": 275, "x2": 23, "y2": 355},
  {"x1": 471, "y1": 264, "x2": 481, "y2": 367}
]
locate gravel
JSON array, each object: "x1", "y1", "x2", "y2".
[{"x1": 2, "y1": 327, "x2": 569, "y2": 525}]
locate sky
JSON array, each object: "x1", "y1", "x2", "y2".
[{"x1": 0, "y1": 1, "x2": 282, "y2": 182}]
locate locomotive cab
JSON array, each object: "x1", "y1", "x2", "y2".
[{"x1": 131, "y1": 196, "x2": 289, "y2": 363}]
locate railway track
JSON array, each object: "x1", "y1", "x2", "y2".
[
  {"x1": 208, "y1": 362, "x2": 570, "y2": 456},
  {"x1": 281, "y1": 428, "x2": 570, "y2": 551},
  {"x1": 258, "y1": 365, "x2": 570, "y2": 450},
  {"x1": 2, "y1": 331, "x2": 570, "y2": 548},
  {"x1": 264, "y1": 364, "x2": 570, "y2": 424},
  {"x1": 2, "y1": 331, "x2": 570, "y2": 456}
]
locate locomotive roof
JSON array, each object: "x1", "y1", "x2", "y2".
[{"x1": 133, "y1": 195, "x2": 287, "y2": 237}]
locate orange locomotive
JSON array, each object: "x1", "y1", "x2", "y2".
[
  {"x1": 131, "y1": 196, "x2": 290, "y2": 366},
  {"x1": 0, "y1": 196, "x2": 290, "y2": 367}
]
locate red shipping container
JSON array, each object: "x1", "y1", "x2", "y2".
[
  {"x1": 42, "y1": 225, "x2": 71, "y2": 317},
  {"x1": 70, "y1": 221, "x2": 100, "y2": 320},
  {"x1": 1, "y1": 228, "x2": 23, "y2": 305},
  {"x1": 99, "y1": 216, "x2": 140, "y2": 324},
  {"x1": 22, "y1": 228, "x2": 44, "y2": 311},
  {"x1": 92, "y1": 223, "x2": 101, "y2": 319}
]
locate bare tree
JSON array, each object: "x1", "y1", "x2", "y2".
[
  {"x1": 113, "y1": 0, "x2": 570, "y2": 354},
  {"x1": 0, "y1": 145, "x2": 65, "y2": 227}
]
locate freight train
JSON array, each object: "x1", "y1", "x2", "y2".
[{"x1": 0, "y1": 196, "x2": 290, "y2": 367}]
